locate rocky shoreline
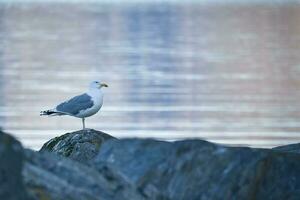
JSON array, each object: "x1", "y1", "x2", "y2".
[{"x1": 1, "y1": 129, "x2": 300, "y2": 200}]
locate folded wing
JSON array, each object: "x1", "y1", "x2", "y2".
[{"x1": 56, "y1": 93, "x2": 94, "y2": 116}]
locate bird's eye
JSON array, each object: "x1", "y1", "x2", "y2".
[{"x1": 95, "y1": 81, "x2": 99, "y2": 83}]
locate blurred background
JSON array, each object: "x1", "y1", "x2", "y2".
[{"x1": 0, "y1": 0, "x2": 300, "y2": 150}]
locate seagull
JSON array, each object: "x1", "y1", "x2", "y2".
[{"x1": 40, "y1": 81, "x2": 108, "y2": 129}]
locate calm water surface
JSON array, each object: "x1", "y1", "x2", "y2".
[{"x1": 1, "y1": 2, "x2": 300, "y2": 149}]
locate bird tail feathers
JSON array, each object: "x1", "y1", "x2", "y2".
[{"x1": 40, "y1": 109, "x2": 65, "y2": 116}]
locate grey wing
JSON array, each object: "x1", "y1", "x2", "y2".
[{"x1": 56, "y1": 93, "x2": 94, "y2": 116}]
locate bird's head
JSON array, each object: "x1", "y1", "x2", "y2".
[{"x1": 90, "y1": 81, "x2": 108, "y2": 89}]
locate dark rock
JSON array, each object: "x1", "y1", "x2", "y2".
[
  {"x1": 254, "y1": 152, "x2": 300, "y2": 200},
  {"x1": 40, "y1": 129, "x2": 115, "y2": 162},
  {"x1": 273, "y1": 143, "x2": 300, "y2": 154},
  {"x1": 0, "y1": 131, "x2": 33, "y2": 200},
  {"x1": 3, "y1": 128, "x2": 300, "y2": 200},
  {"x1": 91, "y1": 139, "x2": 300, "y2": 200},
  {"x1": 23, "y1": 149, "x2": 145, "y2": 200}
]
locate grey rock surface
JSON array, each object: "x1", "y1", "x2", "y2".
[
  {"x1": 273, "y1": 143, "x2": 300, "y2": 154},
  {"x1": 23, "y1": 149, "x2": 145, "y2": 200},
  {"x1": 91, "y1": 139, "x2": 300, "y2": 200},
  {"x1": 40, "y1": 129, "x2": 300, "y2": 199},
  {"x1": 0, "y1": 131, "x2": 33, "y2": 200},
  {"x1": 2, "y1": 128, "x2": 300, "y2": 200}
]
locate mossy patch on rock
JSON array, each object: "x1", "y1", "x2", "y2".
[{"x1": 40, "y1": 129, "x2": 116, "y2": 163}]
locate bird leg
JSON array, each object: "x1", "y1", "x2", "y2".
[{"x1": 82, "y1": 118, "x2": 85, "y2": 130}]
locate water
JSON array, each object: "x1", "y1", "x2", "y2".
[{"x1": 1, "y1": 2, "x2": 300, "y2": 149}]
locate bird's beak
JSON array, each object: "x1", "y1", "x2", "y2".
[{"x1": 100, "y1": 83, "x2": 108, "y2": 88}]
